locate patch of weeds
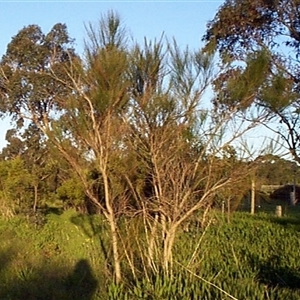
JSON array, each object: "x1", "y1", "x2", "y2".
[
  {"x1": 25, "y1": 209, "x2": 47, "y2": 229},
  {"x1": 16, "y1": 264, "x2": 34, "y2": 282}
]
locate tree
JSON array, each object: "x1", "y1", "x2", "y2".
[
  {"x1": 0, "y1": 13, "x2": 135, "y2": 283},
  {"x1": 0, "y1": 157, "x2": 34, "y2": 214},
  {"x1": 0, "y1": 11, "x2": 269, "y2": 283},
  {"x1": 0, "y1": 23, "x2": 77, "y2": 210},
  {"x1": 0, "y1": 125, "x2": 63, "y2": 212},
  {"x1": 0, "y1": 129, "x2": 24, "y2": 159},
  {"x1": 0, "y1": 23, "x2": 76, "y2": 124},
  {"x1": 203, "y1": 0, "x2": 300, "y2": 163},
  {"x1": 255, "y1": 154, "x2": 299, "y2": 186},
  {"x1": 56, "y1": 176, "x2": 87, "y2": 210},
  {"x1": 122, "y1": 38, "x2": 261, "y2": 275}
]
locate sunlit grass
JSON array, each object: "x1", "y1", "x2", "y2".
[{"x1": 1, "y1": 208, "x2": 300, "y2": 299}]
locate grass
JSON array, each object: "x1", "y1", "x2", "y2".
[
  {"x1": 0, "y1": 209, "x2": 105, "y2": 299},
  {"x1": 1, "y1": 207, "x2": 300, "y2": 299}
]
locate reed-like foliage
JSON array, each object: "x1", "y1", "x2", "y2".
[{"x1": 1, "y1": 209, "x2": 300, "y2": 299}]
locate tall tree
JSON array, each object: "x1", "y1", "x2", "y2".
[
  {"x1": 0, "y1": 23, "x2": 76, "y2": 126},
  {"x1": 0, "y1": 23, "x2": 77, "y2": 209},
  {"x1": 0, "y1": 14, "x2": 133, "y2": 283},
  {"x1": 203, "y1": 0, "x2": 300, "y2": 162},
  {"x1": 50, "y1": 12, "x2": 130, "y2": 283}
]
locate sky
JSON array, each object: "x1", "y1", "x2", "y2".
[{"x1": 0, "y1": 0, "x2": 225, "y2": 150}]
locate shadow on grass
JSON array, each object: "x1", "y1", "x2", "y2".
[
  {"x1": 0, "y1": 247, "x2": 16, "y2": 273},
  {"x1": 65, "y1": 259, "x2": 99, "y2": 299},
  {"x1": 0, "y1": 259, "x2": 98, "y2": 300},
  {"x1": 268, "y1": 213, "x2": 300, "y2": 232},
  {"x1": 249, "y1": 254, "x2": 300, "y2": 291},
  {"x1": 70, "y1": 214, "x2": 111, "y2": 275}
]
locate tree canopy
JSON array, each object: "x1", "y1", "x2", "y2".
[
  {"x1": 204, "y1": 0, "x2": 300, "y2": 162},
  {"x1": 0, "y1": 23, "x2": 76, "y2": 127}
]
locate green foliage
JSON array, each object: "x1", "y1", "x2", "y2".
[
  {"x1": 123, "y1": 210, "x2": 300, "y2": 299},
  {"x1": 0, "y1": 157, "x2": 34, "y2": 213},
  {"x1": 203, "y1": 0, "x2": 285, "y2": 57},
  {"x1": 261, "y1": 72, "x2": 298, "y2": 110},
  {"x1": 255, "y1": 154, "x2": 299, "y2": 186},
  {"x1": 0, "y1": 210, "x2": 103, "y2": 299},
  {"x1": 56, "y1": 177, "x2": 86, "y2": 209},
  {"x1": 213, "y1": 49, "x2": 271, "y2": 111},
  {"x1": 204, "y1": 0, "x2": 300, "y2": 163},
  {"x1": 0, "y1": 23, "x2": 76, "y2": 122}
]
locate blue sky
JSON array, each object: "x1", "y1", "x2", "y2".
[{"x1": 0, "y1": 1, "x2": 224, "y2": 149}]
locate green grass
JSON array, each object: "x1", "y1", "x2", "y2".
[
  {"x1": 1, "y1": 208, "x2": 300, "y2": 299},
  {"x1": 0, "y1": 209, "x2": 107, "y2": 299}
]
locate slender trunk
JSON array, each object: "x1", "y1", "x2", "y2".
[
  {"x1": 251, "y1": 179, "x2": 255, "y2": 215},
  {"x1": 200, "y1": 205, "x2": 211, "y2": 228},
  {"x1": 33, "y1": 184, "x2": 38, "y2": 212},
  {"x1": 151, "y1": 154, "x2": 167, "y2": 243},
  {"x1": 107, "y1": 211, "x2": 121, "y2": 283},
  {"x1": 161, "y1": 213, "x2": 167, "y2": 242},
  {"x1": 227, "y1": 197, "x2": 230, "y2": 223},
  {"x1": 102, "y1": 171, "x2": 121, "y2": 284},
  {"x1": 163, "y1": 225, "x2": 176, "y2": 275},
  {"x1": 148, "y1": 213, "x2": 159, "y2": 272}
]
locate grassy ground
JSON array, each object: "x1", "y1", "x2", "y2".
[
  {"x1": 1, "y1": 207, "x2": 300, "y2": 299},
  {"x1": 0, "y1": 209, "x2": 108, "y2": 300}
]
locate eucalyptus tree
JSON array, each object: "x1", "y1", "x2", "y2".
[
  {"x1": 0, "y1": 125, "x2": 73, "y2": 212},
  {"x1": 0, "y1": 126, "x2": 50, "y2": 212},
  {"x1": 0, "y1": 23, "x2": 76, "y2": 125},
  {"x1": 0, "y1": 23, "x2": 76, "y2": 212},
  {"x1": 203, "y1": 0, "x2": 300, "y2": 162},
  {"x1": 21, "y1": 124, "x2": 60, "y2": 211},
  {"x1": 0, "y1": 129, "x2": 24, "y2": 160}
]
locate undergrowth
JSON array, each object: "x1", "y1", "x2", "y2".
[{"x1": 1, "y1": 209, "x2": 300, "y2": 299}]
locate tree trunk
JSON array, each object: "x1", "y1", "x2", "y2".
[
  {"x1": 163, "y1": 226, "x2": 176, "y2": 275},
  {"x1": 148, "y1": 213, "x2": 159, "y2": 272},
  {"x1": 33, "y1": 184, "x2": 38, "y2": 212},
  {"x1": 251, "y1": 179, "x2": 255, "y2": 215},
  {"x1": 227, "y1": 197, "x2": 231, "y2": 223},
  {"x1": 102, "y1": 171, "x2": 122, "y2": 284},
  {"x1": 107, "y1": 211, "x2": 121, "y2": 283}
]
